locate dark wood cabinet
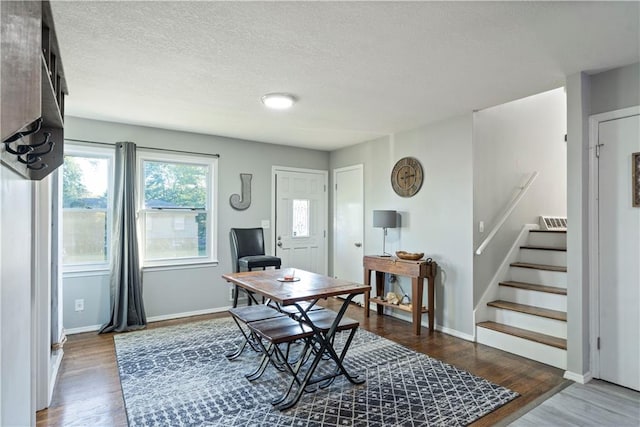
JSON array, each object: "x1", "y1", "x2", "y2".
[{"x1": 1, "y1": 1, "x2": 67, "y2": 180}]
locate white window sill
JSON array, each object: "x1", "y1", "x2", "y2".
[
  {"x1": 142, "y1": 261, "x2": 219, "y2": 273},
  {"x1": 63, "y1": 268, "x2": 110, "y2": 278}
]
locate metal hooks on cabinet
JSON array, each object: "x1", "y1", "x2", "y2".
[
  {"x1": 2, "y1": 118, "x2": 52, "y2": 171},
  {"x1": 3, "y1": 118, "x2": 42, "y2": 143}
]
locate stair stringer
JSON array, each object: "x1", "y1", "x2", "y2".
[{"x1": 473, "y1": 223, "x2": 540, "y2": 339}]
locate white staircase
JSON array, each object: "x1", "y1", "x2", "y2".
[{"x1": 476, "y1": 229, "x2": 567, "y2": 369}]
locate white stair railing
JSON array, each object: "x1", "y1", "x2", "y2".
[{"x1": 475, "y1": 171, "x2": 539, "y2": 256}]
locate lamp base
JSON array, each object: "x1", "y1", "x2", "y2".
[{"x1": 378, "y1": 253, "x2": 392, "y2": 257}]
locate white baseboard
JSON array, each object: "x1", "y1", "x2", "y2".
[
  {"x1": 66, "y1": 307, "x2": 232, "y2": 335},
  {"x1": 48, "y1": 350, "x2": 64, "y2": 405},
  {"x1": 370, "y1": 305, "x2": 474, "y2": 342},
  {"x1": 147, "y1": 306, "x2": 230, "y2": 323},
  {"x1": 436, "y1": 324, "x2": 474, "y2": 342},
  {"x1": 65, "y1": 324, "x2": 103, "y2": 335},
  {"x1": 563, "y1": 370, "x2": 593, "y2": 384}
]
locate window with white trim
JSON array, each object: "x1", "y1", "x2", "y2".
[
  {"x1": 138, "y1": 151, "x2": 217, "y2": 267},
  {"x1": 62, "y1": 145, "x2": 114, "y2": 271}
]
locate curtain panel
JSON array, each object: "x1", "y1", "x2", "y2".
[{"x1": 100, "y1": 141, "x2": 146, "y2": 333}]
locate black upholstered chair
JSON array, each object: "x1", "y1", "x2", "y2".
[{"x1": 230, "y1": 227, "x2": 281, "y2": 307}]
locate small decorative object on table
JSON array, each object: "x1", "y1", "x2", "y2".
[
  {"x1": 395, "y1": 251, "x2": 424, "y2": 260},
  {"x1": 385, "y1": 291, "x2": 401, "y2": 305},
  {"x1": 277, "y1": 269, "x2": 299, "y2": 282}
]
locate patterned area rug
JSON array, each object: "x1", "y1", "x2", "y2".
[{"x1": 114, "y1": 317, "x2": 518, "y2": 426}]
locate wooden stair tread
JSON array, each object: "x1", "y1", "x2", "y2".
[
  {"x1": 499, "y1": 281, "x2": 567, "y2": 295},
  {"x1": 529, "y1": 230, "x2": 567, "y2": 233},
  {"x1": 520, "y1": 245, "x2": 567, "y2": 252},
  {"x1": 487, "y1": 300, "x2": 567, "y2": 321},
  {"x1": 511, "y1": 262, "x2": 567, "y2": 272},
  {"x1": 477, "y1": 321, "x2": 567, "y2": 350}
]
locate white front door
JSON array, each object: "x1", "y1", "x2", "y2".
[
  {"x1": 597, "y1": 113, "x2": 640, "y2": 391},
  {"x1": 273, "y1": 167, "x2": 327, "y2": 275},
  {"x1": 333, "y1": 165, "x2": 364, "y2": 303}
]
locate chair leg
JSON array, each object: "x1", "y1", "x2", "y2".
[
  {"x1": 246, "y1": 342, "x2": 273, "y2": 381},
  {"x1": 225, "y1": 316, "x2": 263, "y2": 360},
  {"x1": 319, "y1": 327, "x2": 359, "y2": 389},
  {"x1": 233, "y1": 285, "x2": 239, "y2": 308},
  {"x1": 270, "y1": 338, "x2": 312, "y2": 406}
]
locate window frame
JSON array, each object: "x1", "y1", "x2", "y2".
[
  {"x1": 61, "y1": 143, "x2": 115, "y2": 273},
  {"x1": 137, "y1": 150, "x2": 218, "y2": 268}
]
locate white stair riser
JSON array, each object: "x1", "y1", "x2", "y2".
[
  {"x1": 527, "y1": 232, "x2": 567, "y2": 248},
  {"x1": 488, "y1": 306, "x2": 567, "y2": 338},
  {"x1": 476, "y1": 327, "x2": 567, "y2": 370},
  {"x1": 499, "y1": 286, "x2": 567, "y2": 311},
  {"x1": 519, "y1": 248, "x2": 567, "y2": 266},
  {"x1": 509, "y1": 267, "x2": 567, "y2": 288}
]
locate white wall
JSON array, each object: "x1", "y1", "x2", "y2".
[
  {"x1": 473, "y1": 88, "x2": 567, "y2": 303},
  {"x1": 590, "y1": 62, "x2": 640, "y2": 115},
  {"x1": 63, "y1": 117, "x2": 329, "y2": 330},
  {"x1": 565, "y1": 62, "x2": 640, "y2": 379},
  {"x1": 330, "y1": 114, "x2": 475, "y2": 337},
  {"x1": 0, "y1": 166, "x2": 33, "y2": 426}
]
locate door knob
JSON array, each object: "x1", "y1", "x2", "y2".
[
  {"x1": 354, "y1": 242, "x2": 362, "y2": 247},
  {"x1": 277, "y1": 241, "x2": 283, "y2": 247}
]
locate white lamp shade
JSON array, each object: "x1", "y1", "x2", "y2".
[{"x1": 373, "y1": 210, "x2": 397, "y2": 228}]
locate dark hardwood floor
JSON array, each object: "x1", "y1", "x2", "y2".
[{"x1": 37, "y1": 299, "x2": 567, "y2": 426}]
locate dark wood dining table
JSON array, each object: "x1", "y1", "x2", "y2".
[{"x1": 222, "y1": 268, "x2": 370, "y2": 410}]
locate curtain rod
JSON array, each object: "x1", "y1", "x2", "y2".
[{"x1": 65, "y1": 138, "x2": 220, "y2": 158}]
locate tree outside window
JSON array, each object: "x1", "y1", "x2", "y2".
[
  {"x1": 62, "y1": 151, "x2": 112, "y2": 267},
  {"x1": 139, "y1": 153, "x2": 217, "y2": 266}
]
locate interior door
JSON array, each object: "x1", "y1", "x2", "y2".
[
  {"x1": 598, "y1": 113, "x2": 640, "y2": 391},
  {"x1": 274, "y1": 168, "x2": 327, "y2": 275},
  {"x1": 333, "y1": 165, "x2": 364, "y2": 304}
]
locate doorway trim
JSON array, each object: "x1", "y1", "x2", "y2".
[
  {"x1": 271, "y1": 166, "x2": 329, "y2": 273},
  {"x1": 332, "y1": 164, "x2": 364, "y2": 281},
  {"x1": 588, "y1": 105, "x2": 640, "y2": 379}
]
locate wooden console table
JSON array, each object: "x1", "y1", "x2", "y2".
[{"x1": 363, "y1": 255, "x2": 438, "y2": 335}]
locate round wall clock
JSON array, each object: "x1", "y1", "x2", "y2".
[{"x1": 391, "y1": 157, "x2": 423, "y2": 197}]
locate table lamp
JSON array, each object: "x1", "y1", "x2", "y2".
[{"x1": 373, "y1": 210, "x2": 397, "y2": 256}]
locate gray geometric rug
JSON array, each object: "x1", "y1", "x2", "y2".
[{"x1": 114, "y1": 317, "x2": 518, "y2": 426}]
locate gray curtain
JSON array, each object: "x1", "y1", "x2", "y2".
[{"x1": 100, "y1": 142, "x2": 146, "y2": 333}]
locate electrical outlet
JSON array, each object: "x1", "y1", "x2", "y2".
[
  {"x1": 229, "y1": 287, "x2": 234, "y2": 302},
  {"x1": 74, "y1": 299, "x2": 84, "y2": 312},
  {"x1": 479, "y1": 221, "x2": 485, "y2": 233}
]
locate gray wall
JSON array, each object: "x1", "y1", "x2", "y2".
[
  {"x1": 565, "y1": 62, "x2": 640, "y2": 378},
  {"x1": 64, "y1": 117, "x2": 329, "y2": 330},
  {"x1": 0, "y1": 166, "x2": 33, "y2": 426},
  {"x1": 473, "y1": 88, "x2": 567, "y2": 304},
  {"x1": 590, "y1": 62, "x2": 640, "y2": 115},
  {"x1": 330, "y1": 114, "x2": 475, "y2": 337}
]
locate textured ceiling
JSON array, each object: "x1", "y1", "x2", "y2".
[{"x1": 50, "y1": 1, "x2": 639, "y2": 151}]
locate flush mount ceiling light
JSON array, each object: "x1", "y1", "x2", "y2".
[{"x1": 261, "y1": 93, "x2": 296, "y2": 110}]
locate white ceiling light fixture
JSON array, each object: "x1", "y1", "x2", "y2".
[{"x1": 261, "y1": 93, "x2": 296, "y2": 110}]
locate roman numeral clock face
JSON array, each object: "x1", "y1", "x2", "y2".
[{"x1": 391, "y1": 157, "x2": 424, "y2": 197}]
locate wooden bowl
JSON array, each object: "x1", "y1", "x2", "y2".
[{"x1": 396, "y1": 251, "x2": 424, "y2": 261}]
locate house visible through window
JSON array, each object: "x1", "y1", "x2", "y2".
[
  {"x1": 139, "y1": 152, "x2": 217, "y2": 266},
  {"x1": 62, "y1": 146, "x2": 113, "y2": 269}
]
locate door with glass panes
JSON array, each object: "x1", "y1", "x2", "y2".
[{"x1": 273, "y1": 168, "x2": 327, "y2": 275}]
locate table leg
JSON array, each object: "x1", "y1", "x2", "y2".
[
  {"x1": 428, "y1": 276, "x2": 435, "y2": 333},
  {"x1": 412, "y1": 277, "x2": 423, "y2": 335},
  {"x1": 375, "y1": 271, "x2": 385, "y2": 315},
  {"x1": 364, "y1": 268, "x2": 371, "y2": 318}
]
